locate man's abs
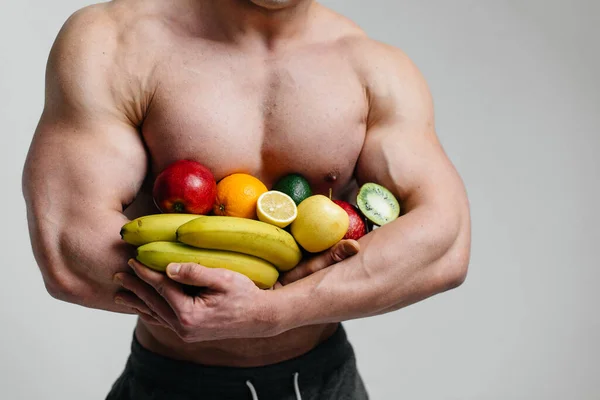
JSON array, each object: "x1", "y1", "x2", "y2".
[{"x1": 137, "y1": 320, "x2": 339, "y2": 367}]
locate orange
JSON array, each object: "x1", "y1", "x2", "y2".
[{"x1": 213, "y1": 173, "x2": 268, "y2": 219}]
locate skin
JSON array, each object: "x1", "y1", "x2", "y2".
[{"x1": 23, "y1": 0, "x2": 471, "y2": 367}]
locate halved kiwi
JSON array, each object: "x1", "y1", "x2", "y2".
[{"x1": 357, "y1": 183, "x2": 400, "y2": 226}]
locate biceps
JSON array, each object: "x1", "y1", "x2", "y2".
[
  {"x1": 356, "y1": 125, "x2": 465, "y2": 211},
  {"x1": 23, "y1": 115, "x2": 147, "y2": 219},
  {"x1": 23, "y1": 116, "x2": 147, "y2": 286}
]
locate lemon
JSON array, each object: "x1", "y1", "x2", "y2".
[{"x1": 256, "y1": 191, "x2": 298, "y2": 228}]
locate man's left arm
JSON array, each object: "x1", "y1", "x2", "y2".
[{"x1": 268, "y1": 47, "x2": 471, "y2": 329}]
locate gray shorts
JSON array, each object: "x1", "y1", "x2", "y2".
[{"x1": 106, "y1": 324, "x2": 369, "y2": 400}]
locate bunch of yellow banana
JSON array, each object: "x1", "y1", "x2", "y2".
[{"x1": 120, "y1": 214, "x2": 302, "y2": 289}]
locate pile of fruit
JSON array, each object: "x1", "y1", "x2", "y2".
[{"x1": 120, "y1": 160, "x2": 401, "y2": 289}]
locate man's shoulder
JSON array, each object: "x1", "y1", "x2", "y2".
[
  {"x1": 46, "y1": 1, "x2": 161, "y2": 122},
  {"x1": 46, "y1": 4, "x2": 119, "y2": 108},
  {"x1": 57, "y1": 1, "x2": 163, "y2": 55},
  {"x1": 316, "y1": 8, "x2": 414, "y2": 80},
  {"x1": 338, "y1": 34, "x2": 412, "y2": 72},
  {"x1": 51, "y1": 1, "x2": 165, "y2": 79},
  {"x1": 326, "y1": 23, "x2": 430, "y2": 117},
  {"x1": 54, "y1": 4, "x2": 115, "y2": 56},
  {"x1": 336, "y1": 33, "x2": 426, "y2": 95}
]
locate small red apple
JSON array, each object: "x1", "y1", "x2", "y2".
[
  {"x1": 333, "y1": 200, "x2": 367, "y2": 240},
  {"x1": 153, "y1": 160, "x2": 217, "y2": 214}
]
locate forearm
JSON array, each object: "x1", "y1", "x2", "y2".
[
  {"x1": 29, "y1": 207, "x2": 135, "y2": 313},
  {"x1": 272, "y1": 204, "x2": 470, "y2": 331}
]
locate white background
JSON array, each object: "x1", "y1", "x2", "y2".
[{"x1": 1, "y1": 0, "x2": 599, "y2": 399}]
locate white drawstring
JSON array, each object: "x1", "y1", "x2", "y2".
[
  {"x1": 246, "y1": 380, "x2": 259, "y2": 400},
  {"x1": 293, "y1": 372, "x2": 302, "y2": 400},
  {"x1": 245, "y1": 373, "x2": 302, "y2": 400}
]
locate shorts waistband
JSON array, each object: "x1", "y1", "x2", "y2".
[{"x1": 127, "y1": 324, "x2": 352, "y2": 393}]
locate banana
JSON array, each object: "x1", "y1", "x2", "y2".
[
  {"x1": 121, "y1": 214, "x2": 202, "y2": 246},
  {"x1": 136, "y1": 242, "x2": 279, "y2": 289},
  {"x1": 177, "y1": 216, "x2": 302, "y2": 271}
]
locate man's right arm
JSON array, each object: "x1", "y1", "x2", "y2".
[{"x1": 22, "y1": 7, "x2": 148, "y2": 313}]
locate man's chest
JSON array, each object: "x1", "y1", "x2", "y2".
[{"x1": 140, "y1": 45, "x2": 368, "y2": 194}]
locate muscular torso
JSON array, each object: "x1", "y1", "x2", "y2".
[{"x1": 115, "y1": 1, "x2": 369, "y2": 366}]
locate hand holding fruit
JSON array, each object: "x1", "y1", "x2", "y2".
[
  {"x1": 116, "y1": 160, "x2": 403, "y2": 341},
  {"x1": 276, "y1": 239, "x2": 360, "y2": 287},
  {"x1": 118, "y1": 159, "x2": 400, "y2": 317},
  {"x1": 114, "y1": 259, "x2": 280, "y2": 340}
]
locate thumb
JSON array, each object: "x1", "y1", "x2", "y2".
[
  {"x1": 329, "y1": 239, "x2": 360, "y2": 263},
  {"x1": 280, "y1": 239, "x2": 360, "y2": 286},
  {"x1": 166, "y1": 263, "x2": 230, "y2": 291}
]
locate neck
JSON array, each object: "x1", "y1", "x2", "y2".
[{"x1": 205, "y1": 0, "x2": 316, "y2": 46}]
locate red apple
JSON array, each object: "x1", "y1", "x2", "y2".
[
  {"x1": 153, "y1": 160, "x2": 217, "y2": 214},
  {"x1": 333, "y1": 200, "x2": 367, "y2": 240}
]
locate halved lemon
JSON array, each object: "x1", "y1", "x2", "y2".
[{"x1": 257, "y1": 191, "x2": 298, "y2": 228}]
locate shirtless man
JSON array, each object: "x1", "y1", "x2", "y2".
[{"x1": 22, "y1": 0, "x2": 471, "y2": 398}]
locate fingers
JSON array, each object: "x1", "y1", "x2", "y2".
[
  {"x1": 165, "y1": 262, "x2": 234, "y2": 292},
  {"x1": 137, "y1": 312, "x2": 165, "y2": 326},
  {"x1": 128, "y1": 259, "x2": 187, "y2": 308},
  {"x1": 330, "y1": 239, "x2": 360, "y2": 262},
  {"x1": 115, "y1": 292, "x2": 169, "y2": 327},
  {"x1": 113, "y1": 272, "x2": 178, "y2": 327},
  {"x1": 280, "y1": 239, "x2": 360, "y2": 286},
  {"x1": 115, "y1": 291, "x2": 154, "y2": 315}
]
